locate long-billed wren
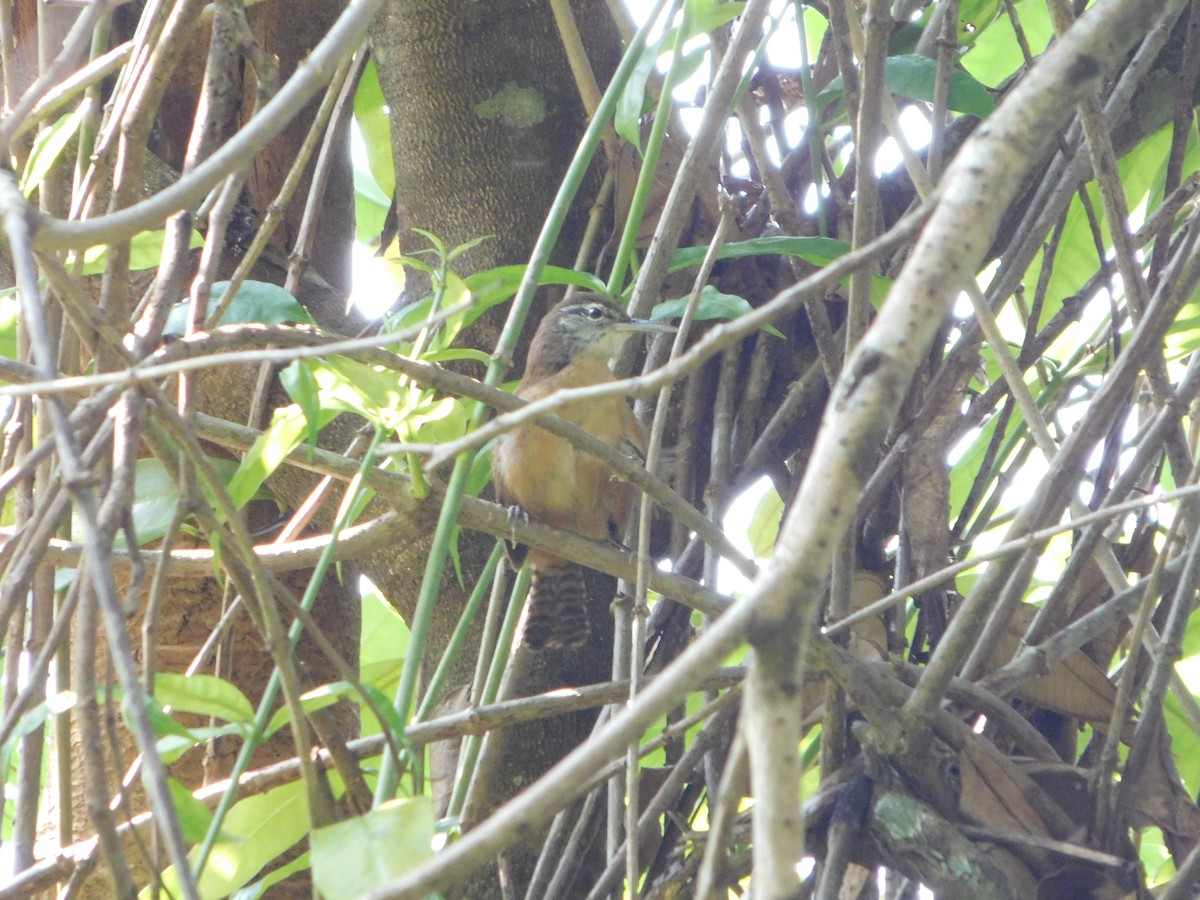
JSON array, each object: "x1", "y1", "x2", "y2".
[{"x1": 492, "y1": 294, "x2": 675, "y2": 650}]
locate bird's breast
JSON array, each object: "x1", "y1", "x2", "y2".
[{"x1": 494, "y1": 388, "x2": 638, "y2": 540}]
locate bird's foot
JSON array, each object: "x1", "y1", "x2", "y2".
[
  {"x1": 610, "y1": 591, "x2": 635, "y2": 616},
  {"x1": 610, "y1": 591, "x2": 652, "y2": 621}
]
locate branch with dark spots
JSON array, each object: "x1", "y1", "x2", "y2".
[
  {"x1": 837, "y1": 348, "x2": 886, "y2": 406},
  {"x1": 1067, "y1": 53, "x2": 1102, "y2": 83}
]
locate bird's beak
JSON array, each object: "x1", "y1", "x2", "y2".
[{"x1": 616, "y1": 317, "x2": 678, "y2": 334}]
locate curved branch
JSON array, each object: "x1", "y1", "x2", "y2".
[{"x1": 29, "y1": 0, "x2": 387, "y2": 252}]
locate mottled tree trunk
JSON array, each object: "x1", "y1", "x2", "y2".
[{"x1": 371, "y1": 2, "x2": 623, "y2": 893}]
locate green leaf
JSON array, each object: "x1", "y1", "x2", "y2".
[
  {"x1": 799, "y1": 5, "x2": 828, "y2": 61},
  {"x1": 429, "y1": 270, "x2": 473, "y2": 350},
  {"x1": 670, "y1": 44, "x2": 710, "y2": 87},
  {"x1": 886, "y1": 55, "x2": 994, "y2": 117},
  {"x1": 168, "y1": 777, "x2": 214, "y2": 844},
  {"x1": 314, "y1": 356, "x2": 406, "y2": 424},
  {"x1": 819, "y1": 56, "x2": 995, "y2": 119},
  {"x1": 405, "y1": 395, "x2": 468, "y2": 445},
  {"x1": 20, "y1": 108, "x2": 83, "y2": 196},
  {"x1": 280, "y1": 360, "x2": 322, "y2": 451},
  {"x1": 363, "y1": 683, "x2": 408, "y2": 743},
  {"x1": 134, "y1": 696, "x2": 196, "y2": 741},
  {"x1": 154, "y1": 673, "x2": 256, "y2": 725},
  {"x1": 385, "y1": 294, "x2": 434, "y2": 335},
  {"x1": 1166, "y1": 691, "x2": 1200, "y2": 795},
  {"x1": 962, "y1": 0, "x2": 1054, "y2": 87},
  {"x1": 352, "y1": 57, "x2": 395, "y2": 199},
  {"x1": 747, "y1": 485, "x2": 784, "y2": 558},
  {"x1": 115, "y1": 457, "x2": 238, "y2": 548},
  {"x1": 467, "y1": 441, "x2": 495, "y2": 498},
  {"x1": 685, "y1": 0, "x2": 746, "y2": 36},
  {"x1": 157, "y1": 724, "x2": 244, "y2": 765},
  {"x1": 264, "y1": 686, "x2": 338, "y2": 738},
  {"x1": 361, "y1": 589, "x2": 410, "y2": 670},
  {"x1": 421, "y1": 347, "x2": 494, "y2": 366},
  {"x1": 79, "y1": 228, "x2": 204, "y2": 276},
  {"x1": 231, "y1": 851, "x2": 311, "y2": 900},
  {"x1": 651, "y1": 287, "x2": 785, "y2": 338},
  {"x1": 667, "y1": 235, "x2": 852, "y2": 272},
  {"x1": 614, "y1": 34, "x2": 660, "y2": 150},
  {"x1": 360, "y1": 659, "x2": 403, "y2": 703},
  {"x1": 0, "y1": 292, "x2": 16, "y2": 365},
  {"x1": 0, "y1": 692, "x2": 74, "y2": 780},
  {"x1": 410, "y1": 227, "x2": 446, "y2": 258},
  {"x1": 956, "y1": 0, "x2": 1002, "y2": 43},
  {"x1": 165, "y1": 281, "x2": 314, "y2": 335},
  {"x1": 227, "y1": 405, "x2": 336, "y2": 509},
  {"x1": 446, "y1": 233, "x2": 494, "y2": 264},
  {"x1": 125, "y1": 458, "x2": 183, "y2": 547},
  {"x1": 887, "y1": 21, "x2": 924, "y2": 57},
  {"x1": 398, "y1": 254, "x2": 437, "y2": 277},
  {"x1": 153, "y1": 780, "x2": 312, "y2": 899},
  {"x1": 311, "y1": 799, "x2": 435, "y2": 900},
  {"x1": 264, "y1": 680, "x2": 405, "y2": 740},
  {"x1": 353, "y1": 165, "x2": 391, "y2": 245},
  {"x1": 1026, "y1": 125, "x2": 1172, "y2": 324}
]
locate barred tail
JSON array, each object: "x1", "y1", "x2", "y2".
[{"x1": 524, "y1": 564, "x2": 590, "y2": 650}]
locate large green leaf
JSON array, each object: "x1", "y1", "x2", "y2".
[
  {"x1": 361, "y1": 586, "x2": 410, "y2": 670},
  {"x1": 684, "y1": 0, "x2": 746, "y2": 35},
  {"x1": 103, "y1": 457, "x2": 238, "y2": 547},
  {"x1": 0, "y1": 692, "x2": 74, "y2": 782},
  {"x1": 652, "y1": 286, "x2": 785, "y2": 337},
  {"x1": 956, "y1": 0, "x2": 1003, "y2": 43},
  {"x1": 168, "y1": 777, "x2": 215, "y2": 844},
  {"x1": 227, "y1": 404, "x2": 338, "y2": 508},
  {"x1": 79, "y1": 228, "x2": 204, "y2": 276},
  {"x1": 231, "y1": 852, "x2": 311, "y2": 900},
  {"x1": 154, "y1": 672, "x2": 256, "y2": 725},
  {"x1": 614, "y1": 31, "x2": 661, "y2": 150},
  {"x1": 885, "y1": 55, "x2": 995, "y2": 116},
  {"x1": 0, "y1": 292, "x2": 16, "y2": 365},
  {"x1": 668, "y1": 235, "x2": 852, "y2": 272},
  {"x1": 165, "y1": 281, "x2": 314, "y2": 335},
  {"x1": 353, "y1": 164, "x2": 391, "y2": 245},
  {"x1": 353, "y1": 57, "x2": 396, "y2": 200},
  {"x1": 819, "y1": 55, "x2": 995, "y2": 119},
  {"x1": 1022, "y1": 125, "x2": 1172, "y2": 325},
  {"x1": 311, "y1": 798, "x2": 435, "y2": 900},
  {"x1": 20, "y1": 109, "x2": 82, "y2": 196},
  {"x1": 280, "y1": 359, "x2": 323, "y2": 450},
  {"x1": 962, "y1": 0, "x2": 1053, "y2": 87},
  {"x1": 667, "y1": 237, "x2": 892, "y2": 307},
  {"x1": 747, "y1": 484, "x2": 784, "y2": 558},
  {"x1": 152, "y1": 780, "x2": 312, "y2": 899},
  {"x1": 312, "y1": 355, "x2": 406, "y2": 424}
]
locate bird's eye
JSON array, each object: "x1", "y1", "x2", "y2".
[{"x1": 586, "y1": 306, "x2": 604, "y2": 320}]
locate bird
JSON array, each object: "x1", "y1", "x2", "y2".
[{"x1": 491, "y1": 293, "x2": 676, "y2": 650}]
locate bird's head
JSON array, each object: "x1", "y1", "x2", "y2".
[{"x1": 526, "y1": 294, "x2": 676, "y2": 378}]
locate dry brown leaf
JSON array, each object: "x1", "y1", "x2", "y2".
[
  {"x1": 1124, "y1": 719, "x2": 1200, "y2": 857},
  {"x1": 988, "y1": 604, "x2": 1120, "y2": 729},
  {"x1": 960, "y1": 739, "x2": 1053, "y2": 838},
  {"x1": 849, "y1": 570, "x2": 888, "y2": 661}
]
